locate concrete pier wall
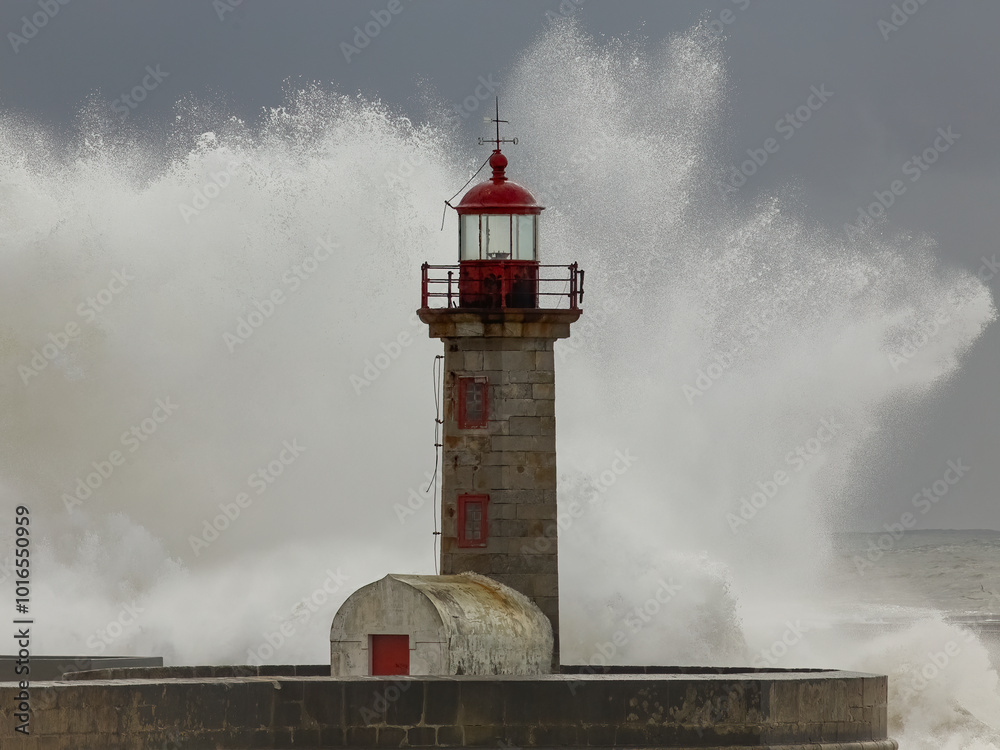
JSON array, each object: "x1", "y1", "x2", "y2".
[{"x1": 0, "y1": 670, "x2": 895, "y2": 749}]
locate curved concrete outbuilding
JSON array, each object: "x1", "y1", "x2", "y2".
[{"x1": 330, "y1": 573, "x2": 553, "y2": 676}]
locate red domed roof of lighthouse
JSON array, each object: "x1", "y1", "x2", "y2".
[{"x1": 455, "y1": 149, "x2": 543, "y2": 215}]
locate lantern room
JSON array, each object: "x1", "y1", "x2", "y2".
[
  {"x1": 457, "y1": 150, "x2": 541, "y2": 262},
  {"x1": 454, "y1": 149, "x2": 543, "y2": 308}
]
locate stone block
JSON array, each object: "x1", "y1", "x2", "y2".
[
  {"x1": 500, "y1": 351, "x2": 536, "y2": 371},
  {"x1": 497, "y1": 504, "x2": 518, "y2": 520},
  {"x1": 534, "y1": 399, "x2": 555, "y2": 416},
  {"x1": 376, "y1": 726, "x2": 406, "y2": 747},
  {"x1": 436, "y1": 725, "x2": 464, "y2": 745},
  {"x1": 344, "y1": 683, "x2": 383, "y2": 725},
  {"x1": 498, "y1": 519, "x2": 545, "y2": 538},
  {"x1": 457, "y1": 682, "x2": 505, "y2": 726},
  {"x1": 487, "y1": 419, "x2": 509, "y2": 436},
  {"x1": 291, "y1": 728, "x2": 321, "y2": 746},
  {"x1": 406, "y1": 726, "x2": 437, "y2": 746},
  {"x1": 384, "y1": 681, "x2": 424, "y2": 726},
  {"x1": 463, "y1": 724, "x2": 505, "y2": 746},
  {"x1": 472, "y1": 466, "x2": 502, "y2": 491},
  {"x1": 490, "y1": 435, "x2": 538, "y2": 453},
  {"x1": 454, "y1": 321, "x2": 484, "y2": 337},
  {"x1": 497, "y1": 398, "x2": 536, "y2": 417},
  {"x1": 482, "y1": 351, "x2": 505, "y2": 371},
  {"x1": 524, "y1": 451, "x2": 555, "y2": 469},
  {"x1": 480, "y1": 451, "x2": 526, "y2": 467},
  {"x1": 533, "y1": 574, "x2": 559, "y2": 598},
  {"x1": 516, "y1": 505, "x2": 557, "y2": 520},
  {"x1": 532, "y1": 383, "x2": 555, "y2": 400},
  {"x1": 531, "y1": 725, "x2": 579, "y2": 746},
  {"x1": 508, "y1": 416, "x2": 541, "y2": 436},
  {"x1": 535, "y1": 466, "x2": 557, "y2": 485},
  {"x1": 498, "y1": 383, "x2": 533, "y2": 399},
  {"x1": 464, "y1": 351, "x2": 483, "y2": 370},
  {"x1": 583, "y1": 724, "x2": 617, "y2": 746},
  {"x1": 300, "y1": 682, "x2": 343, "y2": 727},
  {"x1": 319, "y1": 726, "x2": 346, "y2": 747},
  {"x1": 423, "y1": 681, "x2": 459, "y2": 726}
]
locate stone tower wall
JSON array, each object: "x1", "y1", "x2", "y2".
[{"x1": 439, "y1": 337, "x2": 559, "y2": 639}]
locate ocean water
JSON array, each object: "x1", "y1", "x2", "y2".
[{"x1": 0, "y1": 17, "x2": 997, "y2": 750}]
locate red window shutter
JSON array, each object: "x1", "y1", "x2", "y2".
[
  {"x1": 457, "y1": 376, "x2": 489, "y2": 429},
  {"x1": 457, "y1": 494, "x2": 489, "y2": 548}
]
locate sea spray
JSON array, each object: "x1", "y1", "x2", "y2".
[{"x1": 0, "y1": 18, "x2": 995, "y2": 749}]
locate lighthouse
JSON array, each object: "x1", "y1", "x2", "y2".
[
  {"x1": 417, "y1": 112, "x2": 583, "y2": 665},
  {"x1": 331, "y1": 108, "x2": 583, "y2": 676}
]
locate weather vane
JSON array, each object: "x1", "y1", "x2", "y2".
[{"x1": 478, "y1": 97, "x2": 518, "y2": 151}]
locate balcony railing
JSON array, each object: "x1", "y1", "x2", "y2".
[{"x1": 420, "y1": 262, "x2": 584, "y2": 311}]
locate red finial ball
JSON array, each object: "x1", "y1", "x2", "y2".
[{"x1": 489, "y1": 150, "x2": 508, "y2": 182}]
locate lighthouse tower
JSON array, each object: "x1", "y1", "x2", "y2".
[{"x1": 418, "y1": 113, "x2": 583, "y2": 664}]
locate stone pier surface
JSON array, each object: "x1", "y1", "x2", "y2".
[{"x1": 0, "y1": 667, "x2": 896, "y2": 749}]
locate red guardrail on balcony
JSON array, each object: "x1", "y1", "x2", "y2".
[{"x1": 421, "y1": 262, "x2": 584, "y2": 311}]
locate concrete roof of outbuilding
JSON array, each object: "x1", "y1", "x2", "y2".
[{"x1": 388, "y1": 573, "x2": 552, "y2": 642}]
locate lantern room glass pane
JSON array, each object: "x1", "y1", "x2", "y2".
[
  {"x1": 515, "y1": 215, "x2": 536, "y2": 260},
  {"x1": 460, "y1": 215, "x2": 480, "y2": 260},
  {"x1": 485, "y1": 215, "x2": 512, "y2": 260}
]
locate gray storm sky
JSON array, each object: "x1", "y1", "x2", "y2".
[{"x1": 2, "y1": 0, "x2": 998, "y2": 529}]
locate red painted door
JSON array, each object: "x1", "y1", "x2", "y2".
[{"x1": 370, "y1": 635, "x2": 410, "y2": 675}]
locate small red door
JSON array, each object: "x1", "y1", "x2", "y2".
[{"x1": 370, "y1": 634, "x2": 410, "y2": 675}]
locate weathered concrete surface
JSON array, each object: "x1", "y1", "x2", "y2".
[
  {"x1": 419, "y1": 307, "x2": 581, "y2": 666},
  {"x1": 330, "y1": 573, "x2": 552, "y2": 676},
  {"x1": 0, "y1": 655, "x2": 161, "y2": 682},
  {"x1": 0, "y1": 670, "x2": 896, "y2": 749}
]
